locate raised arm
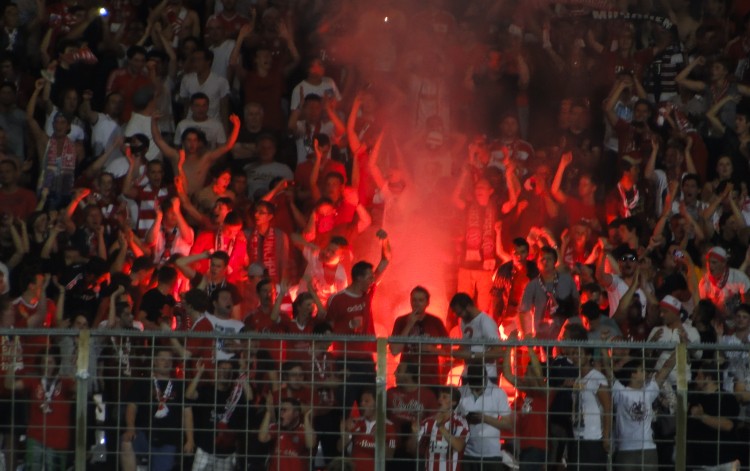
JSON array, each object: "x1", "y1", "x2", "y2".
[
  {"x1": 604, "y1": 79, "x2": 628, "y2": 127},
  {"x1": 644, "y1": 136, "x2": 660, "y2": 180},
  {"x1": 675, "y1": 56, "x2": 708, "y2": 93},
  {"x1": 346, "y1": 93, "x2": 364, "y2": 155},
  {"x1": 705, "y1": 95, "x2": 737, "y2": 135},
  {"x1": 204, "y1": 114, "x2": 240, "y2": 162},
  {"x1": 550, "y1": 151, "x2": 572, "y2": 204},
  {"x1": 373, "y1": 230, "x2": 391, "y2": 284},
  {"x1": 613, "y1": 268, "x2": 641, "y2": 325},
  {"x1": 367, "y1": 131, "x2": 387, "y2": 191},
  {"x1": 27, "y1": 79, "x2": 49, "y2": 154},
  {"x1": 151, "y1": 115, "x2": 180, "y2": 161}
]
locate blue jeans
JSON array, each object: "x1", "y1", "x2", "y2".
[
  {"x1": 25, "y1": 437, "x2": 67, "y2": 471},
  {"x1": 132, "y1": 431, "x2": 178, "y2": 471}
]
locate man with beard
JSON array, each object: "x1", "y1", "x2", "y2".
[
  {"x1": 597, "y1": 244, "x2": 651, "y2": 319},
  {"x1": 390, "y1": 286, "x2": 448, "y2": 387}
]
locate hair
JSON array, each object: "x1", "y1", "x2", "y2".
[
  {"x1": 436, "y1": 386, "x2": 462, "y2": 410},
  {"x1": 256, "y1": 277, "x2": 273, "y2": 294},
  {"x1": 156, "y1": 265, "x2": 178, "y2": 285},
  {"x1": 562, "y1": 322, "x2": 589, "y2": 341},
  {"x1": 464, "y1": 362, "x2": 486, "y2": 387},
  {"x1": 292, "y1": 292, "x2": 315, "y2": 318},
  {"x1": 694, "y1": 360, "x2": 723, "y2": 384},
  {"x1": 0, "y1": 158, "x2": 17, "y2": 171},
  {"x1": 359, "y1": 387, "x2": 376, "y2": 402},
  {"x1": 618, "y1": 216, "x2": 638, "y2": 233},
  {"x1": 314, "y1": 133, "x2": 331, "y2": 147},
  {"x1": 303, "y1": 93, "x2": 322, "y2": 104},
  {"x1": 146, "y1": 159, "x2": 165, "y2": 172},
  {"x1": 398, "y1": 361, "x2": 419, "y2": 378},
  {"x1": 351, "y1": 261, "x2": 373, "y2": 281},
  {"x1": 183, "y1": 288, "x2": 211, "y2": 313},
  {"x1": 190, "y1": 92, "x2": 209, "y2": 103},
  {"x1": 146, "y1": 49, "x2": 169, "y2": 63},
  {"x1": 127, "y1": 45, "x2": 147, "y2": 59},
  {"x1": 181, "y1": 127, "x2": 208, "y2": 146},
  {"x1": 449, "y1": 292, "x2": 474, "y2": 311},
  {"x1": 282, "y1": 361, "x2": 303, "y2": 377},
  {"x1": 211, "y1": 286, "x2": 234, "y2": 304},
  {"x1": 324, "y1": 171, "x2": 345, "y2": 185},
  {"x1": 581, "y1": 283, "x2": 602, "y2": 296},
  {"x1": 614, "y1": 358, "x2": 644, "y2": 386},
  {"x1": 257, "y1": 132, "x2": 277, "y2": 147},
  {"x1": 194, "y1": 47, "x2": 214, "y2": 65},
  {"x1": 215, "y1": 197, "x2": 234, "y2": 208},
  {"x1": 539, "y1": 246, "x2": 558, "y2": 263},
  {"x1": 210, "y1": 250, "x2": 230, "y2": 265},
  {"x1": 329, "y1": 236, "x2": 349, "y2": 247},
  {"x1": 131, "y1": 256, "x2": 154, "y2": 273},
  {"x1": 682, "y1": 173, "x2": 701, "y2": 187},
  {"x1": 734, "y1": 303, "x2": 750, "y2": 317},
  {"x1": 512, "y1": 237, "x2": 530, "y2": 250},
  {"x1": 411, "y1": 285, "x2": 430, "y2": 302},
  {"x1": 0, "y1": 81, "x2": 17, "y2": 94},
  {"x1": 254, "y1": 200, "x2": 276, "y2": 215},
  {"x1": 223, "y1": 211, "x2": 242, "y2": 227}
]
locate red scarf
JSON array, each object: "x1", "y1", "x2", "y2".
[
  {"x1": 249, "y1": 227, "x2": 277, "y2": 280},
  {"x1": 465, "y1": 203, "x2": 496, "y2": 269}
]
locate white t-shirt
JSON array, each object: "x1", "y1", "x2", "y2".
[
  {"x1": 647, "y1": 323, "x2": 701, "y2": 385},
  {"x1": 573, "y1": 368, "x2": 608, "y2": 440},
  {"x1": 174, "y1": 117, "x2": 227, "y2": 149},
  {"x1": 299, "y1": 245, "x2": 348, "y2": 307},
  {"x1": 245, "y1": 161, "x2": 293, "y2": 199},
  {"x1": 209, "y1": 39, "x2": 236, "y2": 80},
  {"x1": 458, "y1": 383, "x2": 510, "y2": 458},
  {"x1": 461, "y1": 312, "x2": 500, "y2": 379},
  {"x1": 613, "y1": 379, "x2": 659, "y2": 451},
  {"x1": 606, "y1": 274, "x2": 646, "y2": 319},
  {"x1": 179, "y1": 72, "x2": 230, "y2": 119},
  {"x1": 91, "y1": 113, "x2": 122, "y2": 158},
  {"x1": 124, "y1": 112, "x2": 160, "y2": 161},
  {"x1": 290, "y1": 77, "x2": 342, "y2": 110},
  {"x1": 193, "y1": 313, "x2": 244, "y2": 360}
]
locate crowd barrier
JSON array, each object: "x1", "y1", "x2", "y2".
[{"x1": 0, "y1": 329, "x2": 746, "y2": 471}]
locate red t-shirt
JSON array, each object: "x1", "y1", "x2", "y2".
[
  {"x1": 514, "y1": 388, "x2": 550, "y2": 451},
  {"x1": 106, "y1": 68, "x2": 151, "y2": 122},
  {"x1": 326, "y1": 289, "x2": 375, "y2": 359},
  {"x1": 350, "y1": 417, "x2": 397, "y2": 471},
  {"x1": 243, "y1": 308, "x2": 287, "y2": 365},
  {"x1": 267, "y1": 422, "x2": 311, "y2": 471},
  {"x1": 390, "y1": 313, "x2": 447, "y2": 386},
  {"x1": 24, "y1": 377, "x2": 75, "y2": 450},
  {"x1": 0, "y1": 188, "x2": 37, "y2": 220},
  {"x1": 386, "y1": 386, "x2": 439, "y2": 447}
]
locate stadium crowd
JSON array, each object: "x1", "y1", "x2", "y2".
[{"x1": 1, "y1": 0, "x2": 750, "y2": 470}]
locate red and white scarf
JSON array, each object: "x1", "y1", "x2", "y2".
[
  {"x1": 465, "y1": 203, "x2": 496, "y2": 270},
  {"x1": 153, "y1": 377, "x2": 174, "y2": 418},
  {"x1": 39, "y1": 136, "x2": 76, "y2": 195},
  {"x1": 249, "y1": 228, "x2": 277, "y2": 280}
]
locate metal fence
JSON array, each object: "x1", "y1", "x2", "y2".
[{"x1": 0, "y1": 329, "x2": 747, "y2": 471}]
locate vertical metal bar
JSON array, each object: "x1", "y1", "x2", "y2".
[
  {"x1": 75, "y1": 330, "x2": 90, "y2": 471},
  {"x1": 375, "y1": 337, "x2": 388, "y2": 471},
  {"x1": 674, "y1": 343, "x2": 688, "y2": 471}
]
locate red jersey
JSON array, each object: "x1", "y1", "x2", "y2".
[
  {"x1": 418, "y1": 413, "x2": 470, "y2": 471},
  {"x1": 267, "y1": 422, "x2": 311, "y2": 471},
  {"x1": 281, "y1": 317, "x2": 316, "y2": 363},
  {"x1": 190, "y1": 230, "x2": 249, "y2": 284},
  {"x1": 24, "y1": 377, "x2": 75, "y2": 450},
  {"x1": 514, "y1": 389, "x2": 549, "y2": 451},
  {"x1": 326, "y1": 288, "x2": 375, "y2": 359},
  {"x1": 391, "y1": 313, "x2": 447, "y2": 386},
  {"x1": 386, "y1": 386, "x2": 439, "y2": 442},
  {"x1": 243, "y1": 308, "x2": 287, "y2": 365},
  {"x1": 349, "y1": 417, "x2": 397, "y2": 471},
  {"x1": 106, "y1": 68, "x2": 151, "y2": 122},
  {"x1": 0, "y1": 188, "x2": 37, "y2": 220},
  {"x1": 12, "y1": 297, "x2": 56, "y2": 364}
]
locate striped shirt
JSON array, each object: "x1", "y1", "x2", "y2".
[
  {"x1": 419, "y1": 413, "x2": 470, "y2": 471},
  {"x1": 135, "y1": 184, "x2": 171, "y2": 238}
]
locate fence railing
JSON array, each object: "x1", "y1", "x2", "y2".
[{"x1": 0, "y1": 329, "x2": 747, "y2": 471}]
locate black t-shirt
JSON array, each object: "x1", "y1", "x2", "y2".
[
  {"x1": 191, "y1": 384, "x2": 249, "y2": 455},
  {"x1": 130, "y1": 377, "x2": 187, "y2": 446},
  {"x1": 140, "y1": 288, "x2": 176, "y2": 324},
  {"x1": 687, "y1": 390, "x2": 741, "y2": 467},
  {"x1": 548, "y1": 355, "x2": 578, "y2": 429}
]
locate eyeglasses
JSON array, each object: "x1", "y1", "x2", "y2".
[{"x1": 620, "y1": 254, "x2": 637, "y2": 262}]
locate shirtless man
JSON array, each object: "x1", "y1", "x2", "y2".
[{"x1": 151, "y1": 113, "x2": 240, "y2": 195}]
